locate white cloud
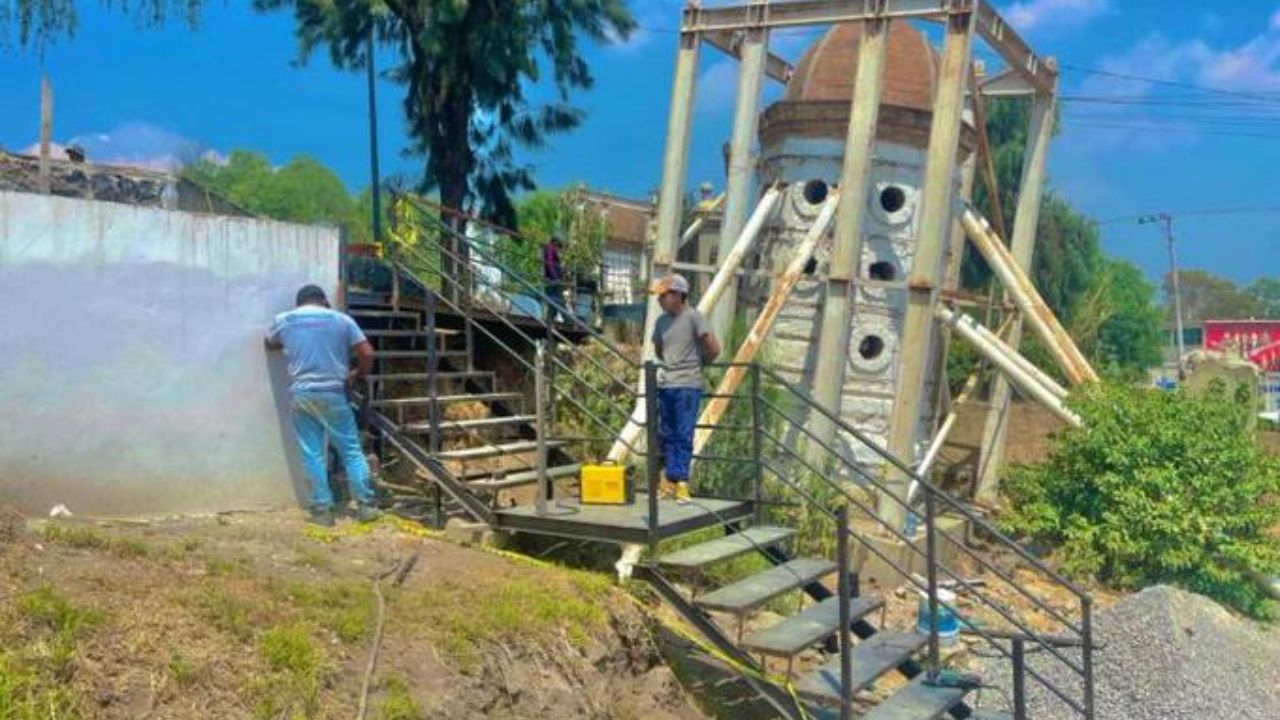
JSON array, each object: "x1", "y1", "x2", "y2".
[
  {"x1": 1004, "y1": 0, "x2": 1112, "y2": 33},
  {"x1": 21, "y1": 121, "x2": 212, "y2": 172}
]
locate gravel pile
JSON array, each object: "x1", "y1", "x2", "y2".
[{"x1": 977, "y1": 585, "x2": 1280, "y2": 720}]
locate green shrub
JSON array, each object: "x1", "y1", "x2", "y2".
[{"x1": 1003, "y1": 381, "x2": 1280, "y2": 619}]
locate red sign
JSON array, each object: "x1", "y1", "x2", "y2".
[{"x1": 1203, "y1": 320, "x2": 1280, "y2": 372}]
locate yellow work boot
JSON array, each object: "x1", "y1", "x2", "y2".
[
  {"x1": 674, "y1": 482, "x2": 692, "y2": 505},
  {"x1": 659, "y1": 479, "x2": 677, "y2": 499}
]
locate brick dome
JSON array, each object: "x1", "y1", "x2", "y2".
[{"x1": 784, "y1": 22, "x2": 937, "y2": 112}]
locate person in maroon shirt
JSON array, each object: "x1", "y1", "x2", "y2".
[{"x1": 543, "y1": 233, "x2": 567, "y2": 323}]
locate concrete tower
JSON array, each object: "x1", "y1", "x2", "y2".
[{"x1": 747, "y1": 22, "x2": 974, "y2": 467}]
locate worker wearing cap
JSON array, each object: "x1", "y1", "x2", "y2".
[
  {"x1": 652, "y1": 274, "x2": 720, "y2": 503},
  {"x1": 265, "y1": 285, "x2": 379, "y2": 526}
]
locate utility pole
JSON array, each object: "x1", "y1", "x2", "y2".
[
  {"x1": 366, "y1": 24, "x2": 383, "y2": 245},
  {"x1": 1140, "y1": 212, "x2": 1185, "y2": 377}
]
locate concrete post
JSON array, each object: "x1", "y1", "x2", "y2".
[
  {"x1": 711, "y1": 28, "x2": 769, "y2": 341},
  {"x1": 809, "y1": 18, "x2": 890, "y2": 458},
  {"x1": 881, "y1": 11, "x2": 975, "y2": 528},
  {"x1": 974, "y1": 88, "x2": 1056, "y2": 502},
  {"x1": 643, "y1": 31, "x2": 702, "y2": 364}
]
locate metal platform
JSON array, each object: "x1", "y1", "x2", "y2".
[{"x1": 492, "y1": 494, "x2": 753, "y2": 544}]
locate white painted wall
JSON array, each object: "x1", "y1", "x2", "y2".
[{"x1": 0, "y1": 191, "x2": 340, "y2": 516}]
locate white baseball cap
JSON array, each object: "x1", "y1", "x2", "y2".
[{"x1": 652, "y1": 274, "x2": 690, "y2": 296}]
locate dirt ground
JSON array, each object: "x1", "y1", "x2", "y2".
[{"x1": 0, "y1": 508, "x2": 707, "y2": 720}]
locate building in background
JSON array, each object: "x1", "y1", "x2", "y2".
[{"x1": 580, "y1": 189, "x2": 654, "y2": 324}]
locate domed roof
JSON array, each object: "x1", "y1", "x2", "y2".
[{"x1": 784, "y1": 22, "x2": 937, "y2": 113}]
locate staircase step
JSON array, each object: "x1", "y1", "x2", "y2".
[
  {"x1": 967, "y1": 713, "x2": 1012, "y2": 720},
  {"x1": 696, "y1": 558, "x2": 836, "y2": 615},
  {"x1": 350, "y1": 309, "x2": 421, "y2": 322},
  {"x1": 859, "y1": 675, "x2": 969, "y2": 720},
  {"x1": 658, "y1": 526, "x2": 796, "y2": 570},
  {"x1": 363, "y1": 329, "x2": 458, "y2": 337},
  {"x1": 366, "y1": 371, "x2": 492, "y2": 383},
  {"x1": 369, "y1": 393, "x2": 522, "y2": 408},
  {"x1": 403, "y1": 415, "x2": 535, "y2": 432},
  {"x1": 467, "y1": 464, "x2": 581, "y2": 491},
  {"x1": 435, "y1": 440, "x2": 562, "y2": 461},
  {"x1": 795, "y1": 632, "x2": 928, "y2": 706},
  {"x1": 740, "y1": 594, "x2": 885, "y2": 657}
]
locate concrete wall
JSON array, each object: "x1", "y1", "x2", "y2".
[{"x1": 0, "y1": 191, "x2": 340, "y2": 516}]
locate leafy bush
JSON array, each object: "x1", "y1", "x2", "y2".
[{"x1": 1003, "y1": 381, "x2": 1280, "y2": 619}]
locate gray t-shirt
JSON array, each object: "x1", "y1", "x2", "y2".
[{"x1": 654, "y1": 307, "x2": 710, "y2": 388}]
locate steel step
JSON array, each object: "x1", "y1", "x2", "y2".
[
  {"x1": 467, "y1": 464, "x2": 581, "y2": 491},
  {"x1": 696, "y1": 558, "x2": 836, "y2": 615},
  {"x1": 373, "y1": 350, "x2": 456, "y2": 359},
  {"x1": 859, "y1": 675, "x2": 969, "y2": 720},
  {"x1": 740, "y1": 594, "x2": 885, "y2": 658},
  {"x1": 403, "y1": 415, "x2": 535, "y2": 432},
  {"x1": 363, "y1": 328, "x2": 459, "y2": 337},
  {"x1": 658, "y1": 526, "x2": 796, "y2": 570},
  {"x1": 435, "y1": 440, "x2": 563, "y2": 461},
  {"x1": 369, "y1": 393, "x2": 522, "y2": 408},
  {"x1": 795, "y1": 632, "x2": 928, "y2": 706},
  {"x1": 967, "y1": 712, "x2": 1012, "y2": 720},
  {"x1": 350, "y1": 309, "x2": 420, "y2": 321},
  {"x1": 366, "y1": 371, "x2": 492, "y2": 383}
]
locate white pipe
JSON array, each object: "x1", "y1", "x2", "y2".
[
  {"x1": 692, "y1": 193, "x2": 839, "y2": 457},
  {"x1": 969, "y1": 316, "x2": 1069, "y2": 401},
  {"x1": 608, "y1": 187, "x2": 782, "y2": 463},
  {"x1": 937, "y1": 305, "x2": 1083, "y2": 428}
]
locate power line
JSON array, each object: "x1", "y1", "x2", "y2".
[
  {"x1": 1098, "y1": 206, "x2": 1280, "y2": 225},
  {"x1": 1059, "y1": 63, "x2": 1280, "y2": 105},
  {"x1": 1065, "y1": 121, "x2": 1280, "y2": 140}
]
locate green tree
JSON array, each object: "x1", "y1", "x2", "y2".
[
  {"x1": 1004, "y1": 381, "x2": 1280, "y2": 619},
  {"x1": 254, "y1": 0, "x2": 634, "y2": 226},
  {"x1": 182, "y1": 150, "x2": 371, "y2": 244},
  {"x1": 1246, "y1": 277, "x2": 1280, "y2": 318},
  {"x1": 1165, "y1": 269, "x2": 1265, "y2": 323},
  {"x1": 1094, "y1": 260, "x2": 1165, "y2": 372}
]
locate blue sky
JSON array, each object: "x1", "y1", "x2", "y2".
[{"x1": 0, "y1": 0, "x2": 1276, "y2": 286}]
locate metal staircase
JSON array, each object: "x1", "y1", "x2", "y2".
[{"x1": 342, "y1": 194, "x2": 1095, "y2": 720}]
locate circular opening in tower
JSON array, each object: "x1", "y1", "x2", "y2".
[
  {"x1": 803, "y1": 179, "x2": 829, "y2": 206},
  {"x1": 879, "y1": 186, "x2": 907, "y2": 213},
  {"x1": 868, "y1": 260, "x2": 896, "y2": 281},
  {"x1": 859, "y1": 335, "x2": 886, "y2": 360}
]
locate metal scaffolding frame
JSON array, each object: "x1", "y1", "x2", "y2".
[{"x1": 647, "y1": 0, "x2": 1065, "y2": 525}]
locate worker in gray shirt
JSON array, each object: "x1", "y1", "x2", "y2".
[{"x1": 652, "y1": 274, "x2": 720, "y2": 503}]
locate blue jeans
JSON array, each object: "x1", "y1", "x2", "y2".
[
  {"x1": 291, "y1": 391, "x2": 374, "y2": 511},
  {"x1": 658, "y1": 387, "x2": 701, "y2": 483}
]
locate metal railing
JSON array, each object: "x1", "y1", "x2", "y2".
[{"x1": 374, "y1": 194, "x2": 1094, "y2": 719}]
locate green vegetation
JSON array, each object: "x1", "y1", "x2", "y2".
[
  {"x1": 257, "y1": 0, "x2": 635, "y2": 225},
  {"x1": 182, "y1": 150, "x2": 375, "y2": 244},
  {"x1": 0, "y1": 585, "x2": 103, "y2": 718},
  {"x1": 962, "y1": 98, "x2": 1165, "y2": 377},
  {"x1": 1003, "y1": 381, "x2": 1280, "y2": 619},
  {"x1": 1165, "y1": 269, "x2": 1280, "y2": 323},
  {"x1": 396, "y1": 568, "x2": 610, "y2": 670},
  {"x1": 250, "y1": 624, "x2": 323, "y2": 719},
  {"x1": 38, "y1": 523, "x2": 149, "y2": 558},
  {"x1": 376, "y1": 676, "x2": 424, "y2": 720}
]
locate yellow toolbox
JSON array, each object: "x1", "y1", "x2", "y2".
[{"x1": 579, "y1": 463, "x2": 634, "y2": 505}]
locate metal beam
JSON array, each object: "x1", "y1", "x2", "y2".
[
  {"x1": 704, "y1": 30, "x2": 793, "y2": 83},
  {"x1": 682, "y1": 0, "x2": 951, "y2": 33},
  {"x1": 809, "y1": 16, "x2": 891, "y2": 461},
  {"x1": 974, "y1": 0, "x2": 1057, "y2": 95},
  {"x1": 712, "y1": 27, "x2": 770, "y2": 341},
  {"x1": 974, "y1": 88, "x2": 1056, "y2": 502},
  {"x1": 882, "y1": 9, "x2": 975, "y2": 529}
]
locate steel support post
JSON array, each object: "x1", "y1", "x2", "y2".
[
  {"x1": 836, "y1": 505, "x2": 853, "y2": 720},
  {"x1": 645, "y1": 361, "x2": 662, "y2": 557},
  {"x1": 808, "y1": 18, "x2": 890, "y2": 461},
  {"x1": 535, "y1": 340, "x2": 549, "y2": 516},
  {"x1": 750, "y1": 363, "x2": 765, "y2": 525},
  {"x1": 974, "y1": 88, "x2": 1055, "y2": 502},
  {"x1": 711, "y1": 27, "x2": 769, "y2": 341},
  {"x1": 882, "y1": 10, "x2": 974, "y2": 528},
  {"x1": 1012, "y1": 637, "x2": 1027, "y2": 720},
  {"x1": 924, "y1": 487, "x2": 941, "y2": 679}
]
